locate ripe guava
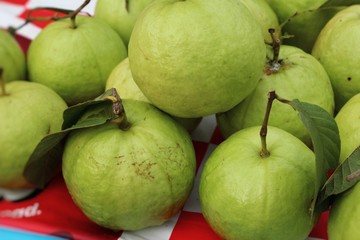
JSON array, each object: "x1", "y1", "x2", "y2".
[
  {"x1": 217, "y1": 44, "x2": 334, "y2": 146},
  {"x1": 27, "y1": 16, "x2": 127, "y2": 105},
  {"x1": 0, "y1": 29, "x2": 26, "y2": 82},
  {"x1": 0, "y1": 81, "x2": 67, "y2": 189},
  {"x1": 62, "y1": 99, "x2": 196, "y2": 230},
  {"x1": 106, "y1": 57, "x2": 202, "y2": 132},
  {"x1": 312, "y1": 5, "x2": 360, "y2": 111},
  {"x1": 199, "y1": 126, "x2": 317, "y2": 240},
  {"x1": 128, "y1": 0, "x2": 266, "y2": 118},
  {"x1": 94, "y1": 0, "x2": 154, "y2": 46}
]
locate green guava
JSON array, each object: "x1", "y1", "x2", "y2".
[
  {"x1": 27, "y1": 16, "x2": 127, "y2": 106},
  {"x1": 238, "y1": 0, "x2": 281, "y2": 43},
  {"x1": 94, "y1": 0, "x2": 154, "y2": 46},
  {"x1": 328, "y1": 183, "x2": 360, "y2": 240},
  {"x1": 106, "y1": 57, "x2": 202, "y2": 132},
  {"x1": 334, "y1": 92, "x2": 360, "y2": 163},
  {"x1": 128, "y1": 0, "x2": 266, "y2": 118},
  {"x1": 312, "y1": 5, "x2": 360, "y2": 111},
  {"x1": 0, "y1": 81, "x2": 67, "y2": 189},
  {"x1": 216, "y1": 44, "x2": 334, "y2": 146},
  {"x1": 199, "y1": 126, "x2": 317, "y2": 240},
  {"x1": 0, "y1": 29, "x2": 26, "y2": 82},
  {"x1": 62, "y1": 99, "x2": 196, "y2": 230},
  {"x1": 281, "y1": 6, "x2": 343, "y2": 53}
]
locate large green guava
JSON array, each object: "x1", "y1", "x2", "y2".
[
  {"x1": 62, "y1": 99, "x2": 196, "y2": 230},
  {"x1": 199, "y1": 126, "x2": 317, "y2": 240},
  {"x1": 0, "y1": 81, "x2": 67, "y2": 189},
  {"x1": 216, "y1": 44, "x2": 334, "y2": 146},
  {"x1": 27, "y1": 16, "x2": 127, "y2": 105},
  {"x1": 128, "y1": 0, "x2": 266, "y2": 118},
  {"x1": 312, "y1": 5, "x2": 360, "y2": 111}
]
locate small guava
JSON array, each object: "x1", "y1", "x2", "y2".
[
  {"x1": 106, "y1": 57, "x2": 202, "y2": 132},
  {"x1": 27, "y1": 15, "x2": 127, "y2": 105},
  {"x1": 94, "y1": 0, "x2": 155, "y2": 46},
  {"x1": 128, "y1": 0, "x2": 266, "y2": 118},
  {"x1": 199, "y1": 126, "x2": 317, "y2": 240},
  {"x1": 62, "y1": 99, "x2": 196, "y2": 231},
  {"x1": 0, "y1": 81, "x2": 67, "y2": 189}
]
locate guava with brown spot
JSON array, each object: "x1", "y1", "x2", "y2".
[{"x1": 62, "y1": 99, "x2": 196, "y2": 230}]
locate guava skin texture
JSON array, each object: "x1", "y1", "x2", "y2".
[
  {"x1": 94, "y1": 0, "x2": 154, "y2": 46},
  {"x1": 0, "y1": 30, "x2": 26, "y2": 82},
  {"x1": 27, "y1": 16, "x2": 127, "y2": 106},
  {"x1": 62, "y1": 99, "x2": 196, "y2": 231},
  {"x1": 128, "y1": 0, "x2": 266, "y2": 118},
  {"x1": 0, "y1": 81, "x2": 67, "y2": 189},
  {"x1": 328, "y1": 183, "x2": 360, "y2": 240},
  {"x1": 217, "y1": 45, "x2": 334, "y2": 146},
  {"x1": 312, "y1": 5, "x2": 360, "y2": 111},
  {"x1": 199, "y1": 126, "x2": 316, "y2": 240}
]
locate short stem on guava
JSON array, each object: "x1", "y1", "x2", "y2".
[
  {"x1": 105, "y1": 88, "x2": 131, "y2": 130},
  {"x1": 259, "y1": 91, "x2": 277, "y2": 158},
  {"x1": 268, "y1": 28, "x2": 281, "y2": 64},
  {"x1": 68, "y1": 0, "x2": 91, "y2": 29},
  {"x1": 0, "y1": 67, "x2": 7, "y2": 96}
]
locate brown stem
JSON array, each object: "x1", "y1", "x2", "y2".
[
  {"x1": 268, "y1": 28, "x2": 281, "y2": 64},
  {"x1": 68, "y1": 0, "x2": 91, "y2": 29},
  {"x1": 259, "y1": 91, "x2": 277, "y2": 158},
  {"x1": 105, "y1": 88, "x2": 131, "y2": 130}
]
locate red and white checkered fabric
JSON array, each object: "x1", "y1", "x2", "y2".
[{"x1": 0, "y1": 1, "x2": 328, "y2": 239}]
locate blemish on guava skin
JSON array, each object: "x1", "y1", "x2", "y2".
[
  {"x1": 347, "y1": 77, "x2": 352, "y2": 81},
  {"x1": 132, "y1": 161, "x2": 157, "y2": 180}
]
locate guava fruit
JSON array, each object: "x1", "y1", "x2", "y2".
[
  {"x1": 94, "y1": 0, "x2": 154, "y2": 46},
  {"x1": 334, "y1": 92, "x2": 360, "y2": 164},
  {"x1": 62, "y1": 99, "x2": 196, "y2": 230},
  {"x1": 238, "y1": 0, "x2": 281, "y2": 43},
  {"x1": 128, "y1": 0, "x2": 266, "y2": 118},
  {"x1": 199, "y1": 125, "x2": 317, "y2": 240},
  {"x1": 0, "y1": 29, "x2": 26, "y2": 82},
  {"x1": 105, "y1": 57, "x2": 202, "y2": 132},
  {"x1": 0, "y1": 81, "x2": 67, "y2": 189},
  {"x1": 328, "y1": 183, "x2": 360, "y2": 240},
  {"x1": 217, "y1": 44, "x2": 334, "y2": 146},
  {"x1": 312, "y1": 5, "x2": 360, "y2": 111},
  {"x1": 27, "y1": 15, "x2": 127, "y2": 105}
]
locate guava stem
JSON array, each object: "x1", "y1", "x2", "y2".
[
  {"x1": 68, "y1": 0, "x2": 91, "y2": 29},
  {"x1": 268, "y1": 28, "x2": 281, "y2": 64},
  {"x1": 259, "y1": 91, "x2": 277, "y2": 158},
  {"x1": 106, "y1": 88, "x2": 131, "y2": 130},
  {"x1": 0, "y1": 67, "x2": 7, "y2": 96}
]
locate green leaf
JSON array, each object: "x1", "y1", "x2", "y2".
[
  {"x1": 287, "y1": 99, "x2": 341, "y2": 215},
  {"x1": 320, "y1": 0, "x2": 360, "y2": 7},
  {"x1": 23, "y1": 89, "x2": 121, "y2": 189},
  {"x1": 317, "y1": 146, "x2": 360, "y2": 204}
]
